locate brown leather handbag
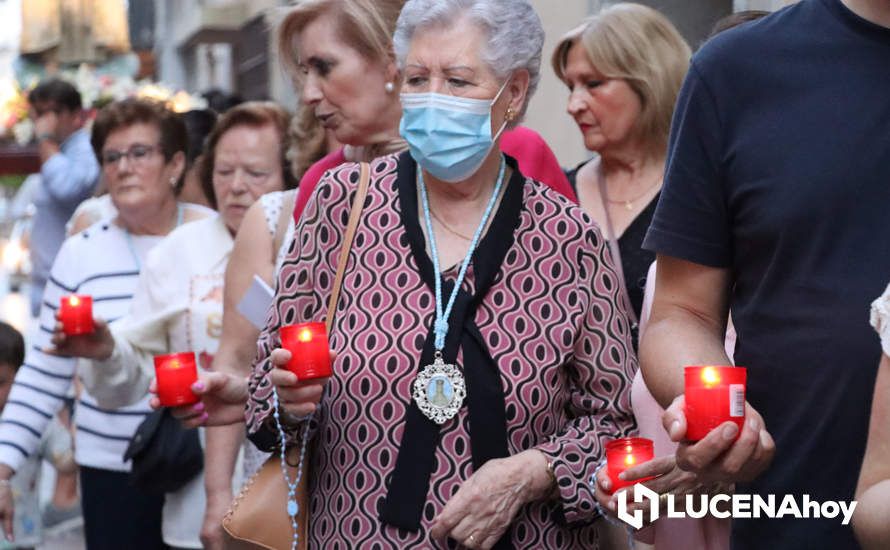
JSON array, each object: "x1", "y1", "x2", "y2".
[{"x1": 222, "y1": 163, "x2": 371, "y2": 549}]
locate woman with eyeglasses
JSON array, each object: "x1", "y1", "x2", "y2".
[
  {"x1": 48, "y1": 101, "x2": 297, "y2": 549},
  {"x1": 0, "y1": 98, "x2": 210, "y2": 549}
]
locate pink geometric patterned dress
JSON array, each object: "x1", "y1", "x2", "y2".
[{"x1": 246, "y1": 153, "x2": 638, "y2": 548}]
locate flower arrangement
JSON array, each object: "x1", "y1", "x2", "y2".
[
  {"x1": 0, "y1": 64, "x2": 207, "y2": 145},
  {"x1": 0, "y1": 81, "x2": 32, "y2": 146}
]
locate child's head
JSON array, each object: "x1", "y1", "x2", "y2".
[{"x1": 0, "y1": 322, "x2": 24, "y2": 411}]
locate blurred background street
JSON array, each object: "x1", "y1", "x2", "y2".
[
  {"x1": 0, "y1": 227, "x2": 83, "y2": 549},
  {"x1": 0, "y1": 273, "x2": 84, "y2": 550}
]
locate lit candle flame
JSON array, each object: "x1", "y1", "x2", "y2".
[
  {"x1": 625, "y1": 454, "x2": 636, "y2": 466},
  {"x1": 702, "y1": 366, "x2": 721, "y2": 387},
  {"x1": 168, "y1": 359, "x2": 181, "y2": 370},
  {"x1": 69, "y1": 296, "x2": 80, "y2": 307},
  {"x1": 298, "y1": 329, "x2": 313, "y2": 343}
]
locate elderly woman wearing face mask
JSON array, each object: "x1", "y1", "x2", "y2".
[
  {"x1": 240, "y1": 1, "x2": 638, "y2": 548},
  {"x1": 280, "y1": 0, "x2": 576, "y2": 224}
]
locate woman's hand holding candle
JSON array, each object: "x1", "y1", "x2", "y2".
[
  {"x1": 149, "y1": 372, "x2": 249, "y2": 428},
  {"x1": 269, "y1": 347, "x2": 336, "y2": 420},
  {"x1": 58, "y1": 295, "x2": 94, "y2": 335},
  {"x1": 594, "y1": 455, "x2": 699, "y2": 526},
  {"x1": 48, "y1": 313, "x2": 115, "y2": 360},
  {"x1": 662, "y1": 395, "x2": 775, "y2": 484},
  {"x1": 154, "y1": 353, "x2": 200, "y2": 406}
]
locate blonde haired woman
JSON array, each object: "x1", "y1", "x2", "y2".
[
  {"x1": 553, "y1": 5, "x2": 730, "y2": 549},
  {"x1": 552, "y1": 3, "x2": 690, "y2": 346}
]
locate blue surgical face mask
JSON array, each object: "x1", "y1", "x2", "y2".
[{"x1": 399, "y1": 80, "x2": 510, "y2": 183}]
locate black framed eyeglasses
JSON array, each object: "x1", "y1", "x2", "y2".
[{"x1": 101, "y1": 144, "x2": 162, "y2": 166}]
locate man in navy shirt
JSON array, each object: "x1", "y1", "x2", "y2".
[{"x1": 641, "y1": 0, "x2": 890, "y2": 548}]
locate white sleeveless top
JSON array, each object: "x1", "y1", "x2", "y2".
[
  {"x1": 259, "y1": 189, "x2": 298, "y2": 273},
  {"x1": 242, "y1": 190, "x2": 298, "y2": 478}
]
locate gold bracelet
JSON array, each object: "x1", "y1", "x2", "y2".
[{"x1": 545, "y1": 460, "x2": 559, "y2": 498}]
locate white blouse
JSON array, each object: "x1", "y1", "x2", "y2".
[{"x1": 82, "y1": 215, "x2": 241, "y2": 549}]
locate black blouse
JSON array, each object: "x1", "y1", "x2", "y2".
[{"x1": 567, "y1": 162, "x2": 658, "y2": 349}]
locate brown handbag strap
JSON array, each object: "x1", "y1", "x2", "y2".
[{"x1": 326, "y1": 162, "x2": 370, "y2": 333}]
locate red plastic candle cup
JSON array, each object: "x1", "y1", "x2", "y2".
[
  {"x1": 684, "y1": 365, "x2": 747, "y2": 441},
  {"x1": 605, "y1": 437, "x2": 655, "y2": 493},
  {"x1": 154, "y1": 352, "x2": 200, "y2": 407},
  {"x1": 280, "y1": 322, "x2": 331, "y2": 381},
  {"x1": 59, "y1": 295, "x2": 94, "y2": 336}
]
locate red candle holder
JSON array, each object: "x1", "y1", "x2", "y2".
[
  {"x1": 606, "y1": 437, "x2": 655, "y2": 493},
  {"x1": 154, "y1": 352, "x2": 200, "y2": 407},
  {"x1": 684, "y1": 365, "x2": 747, "y2": 441},
  {"x1": 59, "y1": 295, "x2": 94, "y2": 335},
  {"x1": 279, "y1": 322, "x2": 331, "y2": 381}
]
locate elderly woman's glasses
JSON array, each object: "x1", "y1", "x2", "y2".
[{"x1": 102, "y1": 144, "x2": 161, "y2": 167}]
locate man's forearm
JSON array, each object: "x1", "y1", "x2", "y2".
[{"x1": 639, "y1": 312, "x2": 731, "y2": 408}]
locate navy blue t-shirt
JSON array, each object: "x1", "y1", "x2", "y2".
[{"x1": 644, "y1": 0, "x2": 890, "y2": 548}]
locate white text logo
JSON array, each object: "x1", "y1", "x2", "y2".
[{"x1": 615, "y1": 485, "x2": 857, "y2": 530}]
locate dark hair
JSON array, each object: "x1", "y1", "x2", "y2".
[
  {"x1": 27, "y1": 78, "x2": 82, "y2": 111},
  {"x1": 709, "y1": 10, "x2": 769, "y2": 38},
  {"x1": 0, "y1": 322, "x2": 24, "y2": 370},
  {"x1": 202, "y1": 89, "x2": 245, "y2": 114},
  {"x1": 182, "y1": 109, "x2": 217, "y2": 166},
  {"x1": 90, "y1": 98, "x2": 189, "y2": 190},
  {"x1": 200, "y1": 101, "x2": 297, "y2": 209}
]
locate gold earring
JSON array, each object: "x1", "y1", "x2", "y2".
[{"x1": 506, "y1": 108, "x2": 516, "y2": 121}]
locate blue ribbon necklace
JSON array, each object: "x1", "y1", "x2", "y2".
[{"x1": 412, "y1": 155, "x2": 506, "y2": 425}]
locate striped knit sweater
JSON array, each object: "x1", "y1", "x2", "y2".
[{"x1": 0, "y1": 220, "x2": 161, "y2": 473}]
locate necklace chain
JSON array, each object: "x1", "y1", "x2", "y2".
[
  {"x1": 429, "y1": 208, "x2": 474, "y2": 241},
  {"x1": 419, "y1": 157, "x2": 506, "y2": 351},
  {"x1": 603, "y1": 176, "x2": 661, "y2": 211}
]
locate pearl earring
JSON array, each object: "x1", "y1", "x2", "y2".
[
  {"x1": 170, "y1": 177, "x2": 177, "y2": 188},
  {"x1": 384, "y1": 82, "x2": 395, "y2": 93}
]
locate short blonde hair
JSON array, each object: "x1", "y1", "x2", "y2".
[
  {"x1": 277, "y1": 0, "x2": 405, "y2": 77},
  {"x1": 552, "y1": 3, "x2": 690, "y2": 157}
]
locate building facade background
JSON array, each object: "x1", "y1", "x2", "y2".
[{"x1": 150, "y1": 0, "x2": 797, "y2": 167}]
